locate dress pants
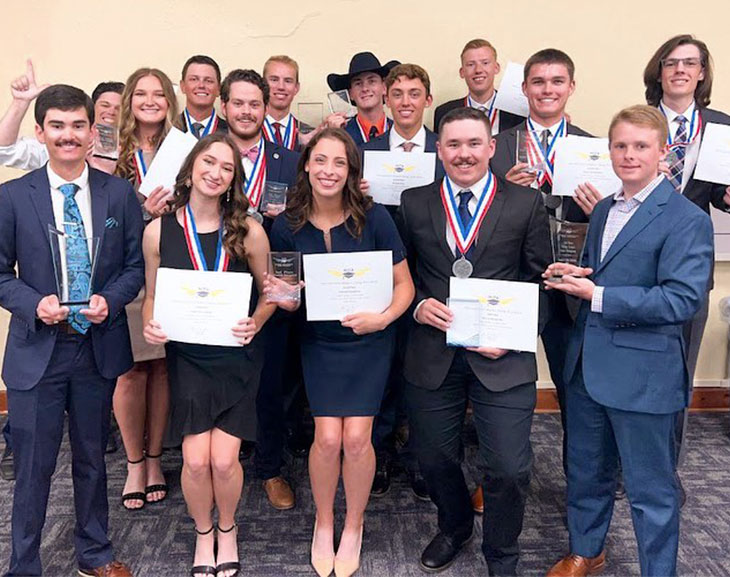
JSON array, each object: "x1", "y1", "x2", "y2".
[
  {"x1": 2, "y1": 420, "x2": 10, "y2": 449},
  {"x1": 6, "y1": 332, "x2": 116, "y2": 577},
  {"x1": 406, "y1": 350, "x2": 536, "y2": 575},
  {"x1": 565, "y1": 367, "x2": 680, "y2": 577}
]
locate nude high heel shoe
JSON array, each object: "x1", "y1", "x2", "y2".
[
  {"x1": 334, "y1": 524, "x2": 363, "y2": 577},
  {"x1": 311, "y1": 519, "x2": 335, "y2": 577}
]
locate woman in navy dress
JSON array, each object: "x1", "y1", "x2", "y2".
[
  {"x1": 268, "y1": 127, "x2": 415, "y2": 577},
  {"x1": 143, "y1": 133, "x2": 275, "y2": 577}
]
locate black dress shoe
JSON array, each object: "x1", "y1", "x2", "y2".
[
  {"x1": 286, "y1": 432, "x2": 311, "y2": 458},
  {"x1": 370, "y1": 458, "x2": 391, "y2": 497},
  {"x1": 408, "y1": 469, "x2": 430, "y2": 502},
  {"x1": 419, "y1": 531, "x2": 472, "y2": 573},
  {"x1": 1, "y1": 445, "x2": 14, "y2": 482}
]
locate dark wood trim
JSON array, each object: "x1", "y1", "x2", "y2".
[{"x1": 0, "y1": 390, "x2": 6, "y2": 413}]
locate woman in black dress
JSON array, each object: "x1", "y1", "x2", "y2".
[
  {"x1": 142, "y1": 133, "x2": 275, "y2": 577},
  {"x1": 267, "y1": 128, "x2": 415, "y2": 577}
]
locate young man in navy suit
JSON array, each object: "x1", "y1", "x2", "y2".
[
  {"x1": 545, "y1": 106, "x2": 713, "y2": 577},
  {"x1": 177, "y1": 55, "x2": 228, "y2": 139},
  {"x1": 433, "y1": 38, "x2": 524, "y2": 134},
  {"x1": 219, "y1": 68, "x2": 301, "y2": 511},
  {"x1": 643, "y1": 35, "x2": 730, "y2": 486},
  {"x1": 0, "y1": 85, "x2": 143, "y2": 577}
]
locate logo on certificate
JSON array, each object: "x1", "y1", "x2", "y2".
[
  {"x1": 385, "y1": 163, "x2": 416, "y2": 174},
  {"x1": 181, "y1": 285, "x2": 225, "y2": 299},
  {"x1": 579, "y1": 151, "x2": 609, "y2": 162},
  {"x1": 478, "y1": 295, "x2": 514, "y2": 307},
  {"x1": 328, "y1": 267, "x2": 371, "y2": 280}
]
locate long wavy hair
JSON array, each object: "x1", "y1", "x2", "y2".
[
  {"x1": 168, "y1": 133, "x2": 250, "y2": 262},
  {"x1": 286, "y1": 127, "x2": 372, "y2": 238},
  {"x1": 115, "y1": 68, "x2": 178, "y2": 183}
]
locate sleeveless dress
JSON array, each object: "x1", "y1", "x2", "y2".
[
  {"x1": 270, "y1": 203, "x2": 406, "y2": 417},
  {"x1": 160, "y1": 212, "x2": 263, "y2": 445}
]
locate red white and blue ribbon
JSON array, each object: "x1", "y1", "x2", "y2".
[
  {"x1": 440, "y1": 172, "x2": 497, "y2": 257},
  {"x1": 183, "y1": 204, "x2": 229, "y2": 271},
  {"x1": 243, "y1": 139, "x2": 267, "y2": 208},
  {"x1": 263, "y1": 115, "x2": 297, "y2": 150},
  {"x1": 184, "y1": 108, "x2": 218, "y2": 138},
  {"x1": 356, "y1": 115, "x2": 391, "y2": 143},
  {"x1": 466, "y1": 92, "x2": 498, "y2": 128},
  {"x1": 659, "y1": 103, "x2": 702, "y2": 148},
  {"x1": 525, "y1": 117, "x2": 566, "y2": 188},
  {"x1": 133, "y1": 149, "x2": 148, "y2": 183}
]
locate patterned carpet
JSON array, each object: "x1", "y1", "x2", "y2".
[{"x1": 0, "y1": 412, "x2": 729, "y2": 577}]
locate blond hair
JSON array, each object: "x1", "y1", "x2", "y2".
[
  {"x1": 460, "y1": 39, "x2": 498, "y2": 60},
  {"x1": 263, "y1": 55, "x2": 300, "y2": 83},
  {"x1": 608, "y1": 105, "x2": 668, "y2": 145}
]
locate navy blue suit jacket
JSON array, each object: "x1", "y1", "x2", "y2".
[
  {"x1": 0, "y1": 166, "x2": 145, "y2": 390},
  {"x1": 564, "y1": 178, "x2": 713, "y2": 414},
  {"x1": 345, "y1": 116, "x2": 393, "y2": 148},
  {"x1": 432, "y1": 97, "x2": 524, "y2": 134},
  {"x1": 260, "y1": 140, "x2": 300, "y2": 233}
]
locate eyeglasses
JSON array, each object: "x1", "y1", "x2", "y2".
[{"x1": 661, "y1": 57, "x2": 703, "y2": 69}]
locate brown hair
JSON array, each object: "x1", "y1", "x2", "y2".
[
  {"x1": 524, "y1": 48, "x2": 575, "y2": 81},
  {"x1": 438, "y1": 106, "x2": 493, "y2": 138},
  {"x1": 286, "y1": 128, "x2": 373, "y2": 239},
  {"x1": 115, "y1": 68, "x2": 178, "y2": 184},
  {"x1": 643, "y1": 34, "x2": 713, "y2": 108},
  {"x1": 608, "y1": 105, "x2": 668, "y2": 146},
  {"x1": 460, "y1": 39, "x2": 498, "y2": 60},
  {"x1": 385, "y1": 63, "x2": 431, "y2": 96},
  {"x1": 263, "y1": 55, "x2": 300, "y2": 83},
  {"x1": 167, "y1": 133, "x2": 251, "y2": 262}
]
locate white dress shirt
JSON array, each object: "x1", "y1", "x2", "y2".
[
  {"x1": 527, "y1": 116, "x2": 567, "y2": 219},
  {"x1": 468, "y1": 91, "x2": 500, "y2": 134},
  {"x1": 389, "y1": 125, "x2": 427, "y2": 152},
  {"x1": 0, "y1": 137, "x2": 49, "y2": 171},
  {"x1": 659, "y1": 100, "x2": 700, "y2": 193}
]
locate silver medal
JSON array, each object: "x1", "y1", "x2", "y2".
[
  {"x1": 452, "y1": 256, "x2": 473, "y2": 278},
  {"x1": 248, "y1": 208, "x2": 264, "y2": 224}
]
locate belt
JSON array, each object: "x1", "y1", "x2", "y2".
[{"x1": 56, "y1": 321, "x2": 85, "y2": 335}]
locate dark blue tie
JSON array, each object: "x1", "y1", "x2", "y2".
[
  {"x1": 59, "y1": 183, "x2": 92, "y2": 334},
  {"x1": 458, "y1": 189, "x2": 474, "y2": 260},
  {"x1": 668, "y1": 115, "x2": 688, "y2": 193}
]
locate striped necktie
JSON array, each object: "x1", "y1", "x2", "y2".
[{"x1": 668, "y1": 115, "x2": 688, "y2": 193}]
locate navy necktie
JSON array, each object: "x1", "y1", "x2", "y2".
[
  {"x1": 458, "y1": 189, "x2": 474, "y2": 260},
  {"x1": 191, "y1": 122, "x2": 204, "y2": 139},
  {"x1": 60, "y1": 183, "x2": 92, "y2": 334}
]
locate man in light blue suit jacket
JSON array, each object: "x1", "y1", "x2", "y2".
[{"x1": 544, "y1": 106, "x2": 713, "y2": 577}]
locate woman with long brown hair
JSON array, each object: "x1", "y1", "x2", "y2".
[
  {"x1": 143, "y1": 133, "x2": 275, "y2": 577},
  {"x1": 113, "y1": 67, "x2": 178, "y2": 512},
  {"x1": 267, "y1": 128, "x2": 414, "y2": 577}
]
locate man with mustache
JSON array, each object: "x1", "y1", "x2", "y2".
[
  {"x1": 219, "y1": 68, "x2": 301, "y2": 512},
  {"x1": 176, "y1": 54, "x2": 228, "y2": 139}
]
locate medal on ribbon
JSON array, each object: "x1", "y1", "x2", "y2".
[
  {"x1": 263, "y1": 115, "x2": 298, "y2": 150},
  {"x1": 466, "y1": 92, "x2": 498, "y2": 129},
  {"x1": 184, "y1": 109, "x2": 218, "y2": 138},
  {"x1": 440, "y1": 172, "x2": 498, "y2": 278},
  {"x1": 659, "y1": 103, "x2": 702, "y2": 148},
  {"x1": 243, "y1": 140, "x2": 267, "y2": 210},
  {"x1": 525, "y1": 118, "x2": 566, "y2": 188},
  {"x1": 182, "y1": 204, "x2": 229, "y2": 272},
  {"x1": 133, "y1": 149, "x2": 148, "y2": 184}
]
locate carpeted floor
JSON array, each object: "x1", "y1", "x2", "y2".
[{"x1": 0, "y1": 412, "x2": 729, "y2": 576}]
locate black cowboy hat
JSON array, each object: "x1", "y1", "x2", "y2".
[{"x1": 327, "y1": 52, "x2": 400, "y2": 92}]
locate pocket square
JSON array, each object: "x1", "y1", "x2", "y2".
[{"x1": 105, "y1": 217, "x2": 119, "y2": 229}]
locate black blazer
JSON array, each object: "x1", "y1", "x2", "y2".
[
  {"x1": 491, "y1": 121, "x2": 592, "y2": 223},
  {"x1": 397, "y1": 178, "x2": 551, "y2": 392},
  {"x1": 432, "y1": 97, "x2": 524, "y2": 134},
  {"x1": 259, "y1": 140, "x2": 300, "y2": 233},
  {"x1": 176, "y1": 112, "x2": 229, "y2": 137}
]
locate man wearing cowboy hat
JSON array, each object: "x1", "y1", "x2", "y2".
[{"x1": 326, "y1": 52, "x2": 399, "y2": 147}]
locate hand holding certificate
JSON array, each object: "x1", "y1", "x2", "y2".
[
  {"x1": 694, "y1": 122, "x2": 730, "y2": 185},
  {"x1": 447, "y1": 277, "x2": 539, "y2": 352},
  {"x1": 493, "y1": 62, "x2": 530, "y2": 118},
  {"x1": 552, "y1": 136, "x2": 621, "y2": 197},
  {"x1": 362, "y1": 151, "x2": 436, "y2": 205},
  {"x1": 303, "y1": 251, "x2": 393, "y2": 321},
  {"x1": 153, "y1": 267, "x2": 253, "y2": 346}
]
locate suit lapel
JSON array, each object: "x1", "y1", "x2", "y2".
[
  {"x1": 425, "y1": 129, "x2": 438, "y2": 153},
  {"x1": 427, "y1": 184, "x2": 457, "y2": 264},
  {"x1": 469, "y1": 188, "x2": 506, "y2": 264},
  {"x1": 588, "y1": 198, "x2": 611, "y2": 269},
  {"x1": 28, "y1": 168, "x2": 55, "y2": 242},
  {"x1": 265, "y1": 142, "x2": 280, "y2": 182},
  {"x1": 88, "y1": 168, "x2": 109, "y2": 247}
]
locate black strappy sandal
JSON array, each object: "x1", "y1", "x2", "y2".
[
  {"x1": 191, "y1": 525, "x2": 217, "y2": 577},
  {"x1": 121, "y1": 456, "x2": 146, "y2": 511},
  {"x1": 144, "y1": 453, "x2": 168, "y2": 503},
  {"x1": 215, "y1": 523, "x2": 241, "y2": 577}
]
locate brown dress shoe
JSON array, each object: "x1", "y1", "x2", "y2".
[
  {"x1": 471, "y1": 486, "x2": 484, "y2": 514},
  {"x1": 546, "y1": 551, "x2": 606, "y2": 577},
  {"x1": 78, "y1": 560, "x2": 133, "y2": 577},
  {"x1": 264, "y1": 476, "x2": 295, "y2": 510}
]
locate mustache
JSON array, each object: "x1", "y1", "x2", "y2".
[
  {"x1": 234, "y1": 115, "x2": 258, "y2": 123},
  {"x1": 55, "y1": 140, "x2": 82, "y2": 147}
]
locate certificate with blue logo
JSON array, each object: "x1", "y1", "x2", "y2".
[{"x1": 363, "y1": 151, "x2": 436, "y2": 205}]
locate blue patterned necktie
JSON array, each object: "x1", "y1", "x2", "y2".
[
  {"x1": 668, "y1": 115, "x2": 688, "y2": 193},
  {"x1": 59, "y1": 183, "x2": 92, "y2": 334},
  {"x1": 458, "y1": 189, "x2": 474, "y2": 260}
]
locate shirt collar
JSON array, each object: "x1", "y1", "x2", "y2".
[
  {"x1": 47, "y1": 162, "x2": 89, "y2": 191},
  {"x1": 528, "y1": 116, "x2": 566, "y2": 135},
  {"x1": 613, "y1": 174, "x2": 665, "y2": 203},
  {"x1": 450, "y1": 171, "x2": 491, "y2": 197},
  {"x1": 266, "y1": 112, "x2": 292, "y2": 127},
  {"x1": 659, "y1": 100, "x2": 696, "y2": 123},
  {"x1": 467, "y1": 90, "x2": 497, "y2": 109},
  {"x1": 186, "y1": 108, "x2": 214, "y2": 127},
  {"x1": 390, "y1": 125, "x2": 427, "y2": 150},
  {"x1": 356, "y1": 114, "x2": 387, "y2": 136}
]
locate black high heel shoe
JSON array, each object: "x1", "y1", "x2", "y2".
[
  {"x1": 191, "y1": 525, "x2": 216, "y2": 577},
  {"x1": 121, "y1": 457, "x2": 145, "y2": 511},
  {"x1": 215, "y1": 523, "x2": 240, "y2": 577},
  {"x1": 144, "y1": 452, "x2": 168, "y2": 503}
]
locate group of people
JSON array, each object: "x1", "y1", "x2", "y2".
[{"x1": 0, "y1": 32, "x2": 726, "y2": 577}]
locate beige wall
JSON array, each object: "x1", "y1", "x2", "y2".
[{"x1": 0, "y1": 0, "x2": 729, "y2": 389}]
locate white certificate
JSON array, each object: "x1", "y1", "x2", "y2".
[
  {"x1": 493, "y1": 62, "x2": 529, "y2": 118},
  {"x1": 694, "y1": 122, "x2": 730, "y2": 186},
  {"x1": 363, "y1": 151, "x2": 436, "y2": 205},
  {"x1": 552, "y1": 136, "x2": 621, "y2": 197},
  {"x1": 303, "y1": 251, "x2": 393, "y2": 321},
  {"x1": 448, "y1": 277, "x2": 539, "y2": 352},
  {"x1": 138, "y1": 127, "x2": 198, "y2": 197},
  {"x1": 153, "y1": 267, "x2": 253, "y2": 347}
]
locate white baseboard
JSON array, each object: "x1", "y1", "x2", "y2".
[{"x1": 537, "y1": 379, "x2": 729, "y2": 390}]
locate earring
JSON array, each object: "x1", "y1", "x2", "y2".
[
  {"x1": 226, "y1": 189, "x2": 231, "y2": 202},
  {"x1": 185, "y1": 178, "x2": 192, "y2": 187}
]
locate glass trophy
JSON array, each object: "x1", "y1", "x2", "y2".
[
  {"x1": 260, "y1": 181, "x2": 289, "y2": 215},
  {"x1": 327, "y1": 90, "x2": 357, "y2": 118},
  {"x1": 297, "y1": 102, "x2": 324, "y2": 134},
  {"x1": 267, "y1": 252, "x2": 301, "y2": 302},
  {"x1": 664, "y1": 148, "x2": 684, "y2": 175},
  {"x1": 94, "y1": 123, "x2": 119, "y2": 159},
  {"x1": 48, "y1": 225, "x2": 101, "y2": 305},
  {"x1": 548, "y1": 216, "x2": 589, "y2": 282},
  {"x1": 516, "y1": 129, "x2": 546, "y2": 173}
]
